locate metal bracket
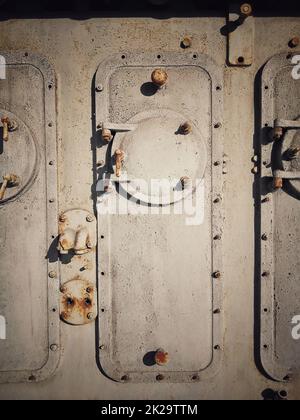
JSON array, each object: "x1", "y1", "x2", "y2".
[{"x1": 227, "y1": 3, "x2": 254, "y2": 66}]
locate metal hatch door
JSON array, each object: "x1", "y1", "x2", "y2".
[
  {"x1": 260, "y1": 52, "x2": 300, "y2": 381},
  {"x1": 95, "y1": 52, "x2": 223, "y2": 382},
  {"x1": 0, "y1": 53, "x2": 59, "y2": 383}
]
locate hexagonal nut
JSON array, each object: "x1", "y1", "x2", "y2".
[{"x1": 151, "y1": 68, "x2": 168, "y2": 87}]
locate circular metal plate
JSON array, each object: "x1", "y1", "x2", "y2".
[
  {"x1": 112, "y1": 109, "x2": 207, "y2": 205},
  {"x1": 0, "y1": 110, "x2": 38, "y2": 204}
]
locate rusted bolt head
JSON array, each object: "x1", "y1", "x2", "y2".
[
  {"x1": 96, "y1": 84, "x2": 103, "y2": 92},
  {"x1": 181, "y1": 36, "x2": 192, "y2": 49},
  {"x1": 180, "y1": 121, "x2": 192, "y2": 135},
  {"x1": 48, "y1": 270, "x2": 57, "y2": 279},
  {"x1": 213, "y1": 271, "x2": 221, "y2": 279},
  {"x1": 102, "y1": 128, "x2": 112, "y2": 142},
  {"x1": 8, "y1": 119, "x2": 18, "y2": 132},
  {"x1": 87, "y1": 312, "x2": 94, "y2": 320},
  {"x1": 273, "y1": 177, "x2": 283, "y2": 189},
  {"x1": 289, "y1": 37, "x2": 300, "y2": 48},
  {"x1": 273, "y1": 127, "x2": 283, "y2": 140},
  {"x1": 50, "y1": 344, "x2": 58, "y2": 352},
  {"x1": 240, "y1": 3, "x2": 252, "y2": 16},
  {"x1": 155, "y1": 348, "x2": 169, "y2": 366},
  {"x1": 86, "y1": 214, "x2": 94, "y2": 222},
  {"x1": 180, "y1": 176, "x2": 191, "y2": 190},
  {"x1": 151, "y1": 68, "x2": 168, "y2": 87}
]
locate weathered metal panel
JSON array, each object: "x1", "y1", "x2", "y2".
[
  {"x1": 0, "y1": 53, "x2": 60, "y2": 383},
  {"x1": 260, "y1": 52, "x2": 300, "y2": 381},
  {"x1": 95, "y1": 52, "x2": 223, "y2": 382}
]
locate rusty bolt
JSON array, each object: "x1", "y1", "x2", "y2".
[
  {"x1": 86, "y1": 214, "x2": 94, "y2": 222},
  {"x1": 151, "y1": 68, "x2": 168, "y2": 87},
  {"x1": 102, "y1": 128, "x2": 112, "y2": 142},
  {"x1": 50, "y1": 344, "x2": 58, "y2": 352},
  {"x1": 240, "y1": 3, "x2": 252, "y2": 16},
  {"x1": 115, "y1": 149, "x2": 125, "y2": 178},
  {"x1": 154, "y1": 348, "x2": 169, "y2": 366},
  {"x1": 1, "y1": 117, "x2": 10, "y2": 141},
  {"x1": 87, "y1": 312, "x2": 94, "y2": 320},
  {"x1": 273, "y1": 127, "x2": 283, "y2": 140},
  {"x1": 59, "y1": 214, "x2": 67, "y2": 222},
  {"x1": 273, "y1": 177, "x2": 283, "y2": 189},
  {"x1": 48, "y1": 271, "x2": 57, "y2": 278},
  {"x1": 213, "y1": 271, "x2": 221, "y2": 279},
  {"x1": 289, "y1": 37, "x2": 300, "y2": 48},
  {"x1": 180, "y1": 176, "x2": 191, "y2": 190},
  {"x1": 8, "y1": 119, "x2": 18, "y2": 132},
  {"x1": 181, "y1": 36, "x2": 192, "y2": 49},
  {"x1": 179, "y1": 121, "x2": 192, "y2": 135}
]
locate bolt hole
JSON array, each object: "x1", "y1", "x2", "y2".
[
  {"x1": 101, "y1": 235, "x2": 104, "y2": 239},
  {"x1": 216, "y1": 85, "x2": 222, "y2": 91},
  {"x1": 263, "y1": 344, "x2": 268, "y2": 349},
  {"x1": 265, "y1": 123, "x2": 269, "y2": 127},
  {"x1": 85, "y1": 298, "x2": 92, "y2": 306},
  {"x1": 28, "y1": 375, "x2": 36, "y2": 381},
  {"x1": 52, "y1": 308, "x2": 56, "y2": 312},
  {"x1": 48, "y1": 122, "x2": 53, "y2": 127},
  {"x1": 214, "y1": 123, "x2": 221, "y2": 129},
  {"x1": 238, "y1": 56, "x2": 245, "y2": 63},
  {"x1": 156, "y1": 374, "x2": 164, "y2": 381},
  {"x1": 264, "y1": 86, "x2": 269, "y2": 90},
  {"x1": 214, "y1": 345, "x2": 220, "y2": 350},
  {"x1": 191, "y1": 375, "x2": 199, "y2": 381},
  {"x1": 67, "y1": 297, "x2": 74, "y2": 306},
  {"x1": 157, "y1": 54, "x2": 161, "y2": 59},
  {"x1": 287, "y1": 53, "x2": 293, "y2": 60},
  {"x1": 48, "y1": 84, "x2": 53, "y2": 90},
  {"x1": 264, "y1": 308, "x2": 268, "y2": 313},
  {"x1": 101, "y1": 308, "x2": 105, "y2": 312},
  {"x1": 121, "y1": 54, "x2": 126, "y2": 59},
  {"x1": 24, "y1": 52, "x2": 29, "y2": 57},
  {"x1": 283, "y1": 375, "x2": 290, "y2": 381},
  {"x1": 121, "y1": 375, "x2": 129, "y2": 381},
  {"x1": 101, "y1": 271, "x2": 105, "y2": 275},
  {"x1": 192, "y1": 54, "x2": 197, "y2": 59}
]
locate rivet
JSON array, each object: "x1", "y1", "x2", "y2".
[
  {"x1": 48, "y1": 271, "x2": 57, "y2": 278},
  {"x1": 50, "y1": 344, "x2": 58, "y2": 352},
  {"x1": 262, "y1": 271, "x2": 270, "y2": 277},
  {"x1": 86, "y1": 214, "x2": 94, "y2": 222},
  {"x1": 151, "y1": 68, "x2": 168, "y2": 87},
  {"x1": 181, "y1": 36, "x2": 192, "y2": 49},
  {"x1": 261, "y1": 233, "x2": 268, "y2": 241},
  {"x1": 49, "y1": 160, "x2": 54, "y2": 166},
  {"x1": 156, "y1": 374, "x2": 164, "y2": 381},
  {"x1": 87, "y1": 312, "x2": 94, "y2": 320},
  {"x1": 213, "y1": 308, "x2": 221, "y2": 314},
  {"x1": 214, "y1": 235, "x2": 221, "y2": 240},
  {"x1": 49, "y1": 198, "x2": 55, "y2": 203},
  {"x1": 214, "y1": 345, "x2": 221, "y2": 350},
  {"x1": 213, "y1": 271, "x2": 221, "y2": 279},
  {"x1": 289, "y1": 37, "x2": 300, "y2": 48},
  {"x1": 154, "y1": 348, "x2": 169, "y2": 366},
  {"x1": 240, "y1": 3, "x2": 252, "y2": 16},
  {"x1": 96, "y1": 84, "x2": 103, "y2": 92}
]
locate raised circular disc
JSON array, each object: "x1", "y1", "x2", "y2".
[
  {"x1": 281, "y1": 117, "x2": 300, "y2": 193},
  {"x1": 0, "y1": 110, "x2": 37, "y2": 203},
  {"x1": 112, "y1": 109, "x2": 207, "y2": 205}
]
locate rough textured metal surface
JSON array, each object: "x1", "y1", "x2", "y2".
[
  {"x1": 0, "y1": 16, "x2": 299, "y2": 399},
  {"x1": 95, "y1": 52, "x2": 223, "y2": 382},
  {"x1": 0, "y1": 53, "x2": 60, "y2": 383},
  {"x1": 260, "y1": 52, "x2": 300, "y2": 381}
]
